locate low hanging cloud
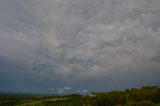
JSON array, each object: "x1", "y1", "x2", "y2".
[
  {"x1": 50, "y1": 87, "x2": 72, "y2": 93},
  {"x1": 0, "y1": 0, "x2": 160, "y2": 92}
]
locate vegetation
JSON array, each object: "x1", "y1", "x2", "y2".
[
  {"x1": 0, "y1": 86, "x2": 159, "y2": 106},
  {"x1": 83, "y1": 86, "x2": 160, "y2": 106}
]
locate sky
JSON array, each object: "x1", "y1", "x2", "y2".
[{"x1": 0, "y1": 0, "x2": 160, "y2": 94}]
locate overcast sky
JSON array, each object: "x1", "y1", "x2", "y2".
[{"x1": 0, "y1": 0, "x2": 160, "y2": 94}]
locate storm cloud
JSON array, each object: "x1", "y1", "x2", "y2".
[{"x1": 0, "y1": 0, "x2": 160, "y2": 93}]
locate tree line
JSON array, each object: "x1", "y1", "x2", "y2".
[{"x1": 0, "y1": 86, "x2": 160, "y2": 106}]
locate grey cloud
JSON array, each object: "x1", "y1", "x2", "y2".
[{"x1": 0, "y1": 0, "x2": 160, "y2": 92}]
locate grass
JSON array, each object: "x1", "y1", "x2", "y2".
[
  {"x1": 16, "y1": 98, "x2": 72, "y2": 106},
  {"x1": 156, "y1": 103, "x2": 160, "y2": 106}
]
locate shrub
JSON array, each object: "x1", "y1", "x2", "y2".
[
  {"x1": 125, "y1": 102, "x2": 138, "y2": 106},
  {"x1": 139, "y1": 101, "x2": 155, "y2": 106}
]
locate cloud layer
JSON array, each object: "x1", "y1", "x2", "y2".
[{"x1": 0, "y1": 0, "x2": 160, "y2": 93}]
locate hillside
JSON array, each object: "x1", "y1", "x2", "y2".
[{"x1": 0, "y1": 86, "x2": 160, "y2": 106}]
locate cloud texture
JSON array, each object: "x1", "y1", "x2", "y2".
[{"x1": 0, "y1": 0, "x2": 160, "y2": 93}]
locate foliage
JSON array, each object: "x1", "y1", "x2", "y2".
[
  {"x1": 83, "y1": 86, "x2": 160, "y2": 106},
  {"x1": 0, "y1": 86, "x2": 159, "y2": 106}
]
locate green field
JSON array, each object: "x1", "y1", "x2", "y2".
[
  {"x1": 16, "y1": 98, "x2": 72, "y2": 106},
  {"x1": 0, "y1": 86, "x2": 160, "y2": 106},
  {"x1": 0, "y1": 94, "x2": 83, "y2": 106}
]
